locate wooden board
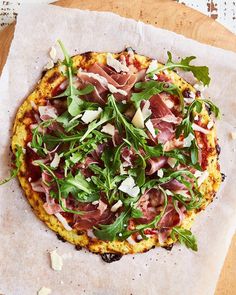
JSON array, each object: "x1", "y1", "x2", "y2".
[{"x1": 0, "y1": 0, "x2": 235, "y2": 294}]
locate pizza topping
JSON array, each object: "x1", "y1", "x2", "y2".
[
  {"x1": 118, "y1": 176, "x2": 140, "y2": 197},
  {"x1": 192, "y1": 123, "x2": 210, "y2": 134},
  {"x1": 54, "y1": 213, "x2": 73, "y2": 231},
  {"x1": 107, "y1": 53, "x2": 129, "y2": 73},
  {"x1": 145, "y1": 119, "x2": 156, "y2": 138},
  {"x1": 146, "y1": 59, "x2": 158, "y2": 74},
  {"x1": 38, "y1": 105, "x2": 57, "y2": 120},
  {"x1": 81, "y1": 107, "x2": 103, "y2": 124},
  {"x1": 101, "y1": 123, "x2": 115, "y2": 136},
  {"x1": 132, "y1": 107, "x2": 145, "y2": 129}
]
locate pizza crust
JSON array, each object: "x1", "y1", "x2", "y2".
[{"x1": 11, "y1": 51, "x2": 221, "y2": 254}]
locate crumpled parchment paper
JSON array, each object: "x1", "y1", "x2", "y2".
[{"x1": 0, "y1": 3, "x2": 236, "y2": 295}]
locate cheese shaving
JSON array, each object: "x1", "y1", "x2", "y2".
[
  {"x1": 37, "y1": 287, "x2": 52, "y2": 295},
  {"x1": 101, "y1": 123, "x2": 115, "y2": 136},
  {"x1": 107, "y1": 53, "x2": 129, "y2": 73},
  {"x1": 132, "y1": 108, "x2": 144, "y2": 129},
  {"x1": 118, "y1": 176, "x2": 140, "y2": 197},
  {"x1": 81, "y1": 107, "x2": 102, "y2": 124},
  {"x1": 146, "y1": 59, "x2": 158, "y2": 74},
  {"x1": 50, "y1": 250, "x2": 63, "y2": 271},
  {"x1": 145, "y1": 119, "x2": 156, "y2": 138}
]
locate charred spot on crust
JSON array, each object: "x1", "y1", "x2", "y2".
[
  {"x1": 196, "y1": 90, "x2": 201, "y2": 97},
  {"x1": 162, "y1": 244, "x2": 174, "y2": 251},
  {"x1": 75, "y1": 245, "x2": 82, "y2": 251},
  {"x1": 216, "y1": 144, "x2": 221, "y2": 155},
  {"x1": 77, "y1": 230, "x2": 85, "y2": 235},
  {"x1": 182, "y1": 88, "x2": 191, "y2": 98},
  {"x1": 41, "y1": 69, "x2": 47, "y2": 79},
  {"x1": 221, "y1": 173, "x2": 226, "y2": 182},
  {"x1": 56, "y1": 234, "x2": 66, "y2": 243},
  {"x1": 47, "y1": 72, "x2": 60, "y2": 84},
  {"x1": 101, "y1": 253, "x2": 123, "y2": 263},
  {"x1": 81, "y1": 51, "x2": 93, "y2": 62}
]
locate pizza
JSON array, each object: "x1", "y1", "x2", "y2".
[{"x1": 3, "y1": 41, "x2": 222, "y2": 260}]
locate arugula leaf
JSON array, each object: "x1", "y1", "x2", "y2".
[
  {"x1": 60, "y1": 172, "x2": 93, "y2": 195},
  {"x1": 171, "y1": 226, "x2": 198, "y2": 251},
  {"x1": 131, "y1": 81, "x2": 180, "y2": 108},
  {"x1": 149, "y1": 52, "x2": 210, "y2": 86},
  {"x1": 0, "y1": 145, "x2": 23, "y2": 185},
  {"x1": 57, "y1": 40, "x2": 95, "y2": 117},
  {"x1": 190, "y1": 140, "x2": 199, "y2": 165},
  {"x1": 202, "y1": 99, "x2": 220, "y2": 118},
  {"x1": 93, "y1": 208, "x2": 131, "y2": 241},
  {"x1": 59, "y1": 172, "x2": 99, "y2": 202},
  {"x1": 109, "y1": 95, "x2": 147, "y2": 150},
  {"x1": 131, "y1": 207, "x2": 143, "y2": 218}
]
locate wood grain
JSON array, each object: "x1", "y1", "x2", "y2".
[{"x1": 0, "y1": 0, "x2": 235, "y2": 294}]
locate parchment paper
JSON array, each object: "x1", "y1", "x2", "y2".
[{"x1": 0, "y1": 3, "x2": 236, "y2": 295}]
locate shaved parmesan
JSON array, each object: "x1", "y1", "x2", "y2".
[
  {"x1": 207, "y1": 120, "x2": 214, "y2": 130},
  {"x1": 192, "y1": 123, "x2": 210, "y2": 134},
  {"x1": 126, "y1": 236, "x2": 136, "y2": 245},
  {"x1": 183, "y1": 133, "x2": 195, "y2": 147},
  {"x1": 230, "y1": 132, "x2": 236, "y2": 140},
  {"x1": 38, "y1": 287, "x2": 52, "y2": 295},
  {"x1": 146, "y1": 59, "x2": 158, "y2": 74},
  {"x1": 44, "y1": 59, "x2": 54, "y2": 70},
  {"x1": 132, "y1": 108, "x2": 144, "y2": 129},
  {"x1": 167, "y1": 157, "x2": 177, "y2": 168},
  {"x1": 118, "y1": 176, "x2": 140, "y2": 197},
  {"x1": 107, "y1": 84, "x2": 127, "y2": 96},
  {"x1": 50, "y1": 153, "x2": 60, "y2": 168},
  {"x1": 145, "y1": 119, "x2": 156, "y2": 138},
  {"x1": 101, "y1": 123, "x2": 115, "y2": 136},
  {"x1": 92, "y1": 200, "x2": 99, "y2": 205},
  {"x1": 196, "y1": 170, "x2": 209, "y2": 186},
  {"x1": 81, "y1": 107, "x2": 102, "y2": 124},
  {"x1": 142, "y1": 100, "x2": 152, "y2": 120},
  {"x1": 50, "y1": 250, "x2": 63, "y2": 271},
  {"x1": 111, "y1": 200, "x2": 123, "y2": 212},
  {"x1": 107, "y1": 53, "x2": 129, "y2": 73},
  {"x1": 157, "y1": 169, "x2": 164, "y2": 178},
  {"x1": 54, "y1": 213, "x2": 72, "y2": 231},
  {"x1": 87, "y1": 229, "x2": 97, "y2": 239},
  {"x1": 38, "y1": 106, "x2": 57, "y2": 119},
  {"x1": 49, "y1": 46, "x2": 57, "y2": 60},
  {"x1": 194, "y1": 82, "x2": 206, "y2": 92}
]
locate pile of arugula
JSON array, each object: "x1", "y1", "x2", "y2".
[{"x1": 1, "y1": 41, "x2": 221, "y2": 253}]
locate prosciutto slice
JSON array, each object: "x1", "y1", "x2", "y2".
[
  {"x1": 148, "y1": 94, "x2": 180, "y2": 143},
  {"x1": 78, "y1": 63, "x2": 137, "y2": 102},
  {"x1": 146, "y1": 156, "x2": 167, "y2": 175}
]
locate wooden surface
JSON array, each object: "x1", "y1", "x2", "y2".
[{"x1": 0, "y1": 0, "x2": 235, "y2": 294}]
